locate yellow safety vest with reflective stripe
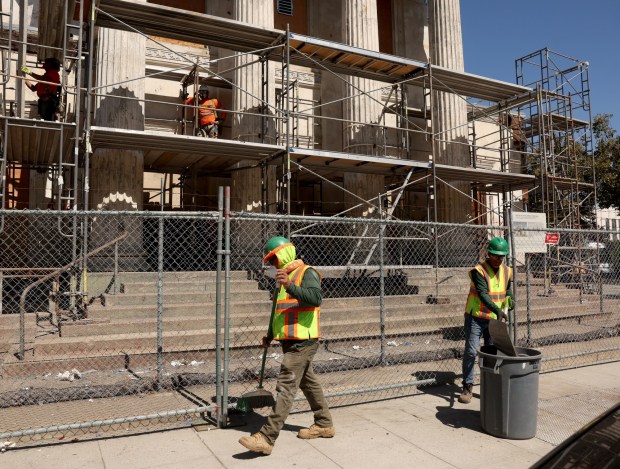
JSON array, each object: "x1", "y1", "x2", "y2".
[
  {"x1": 465, "y1": 261, "x2": 512, "y2": 320},
  {"x1": 272, "y1": 263, "x2": 320, "y2": 340}
]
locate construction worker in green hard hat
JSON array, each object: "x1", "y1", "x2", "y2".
[
  {"x1": 459, "y1": 236, "x2": 514, "y2": 404},
  {"x1": 239, "y1": 236, "x2": 334, "y2": 455}
]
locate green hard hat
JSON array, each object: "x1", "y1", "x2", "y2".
[
  {"x1": 488, "y1": 237, "x2": 509, "y2": 256},
  {"x1": 263, "y1": 236, "x2": 291, "y2": 260}
]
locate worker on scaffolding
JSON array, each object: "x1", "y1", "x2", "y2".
[
  {"x1": 184, "y1": 84, "x2": 225, "y2": 138},
  {"x1": 21, "y1": 57, "x2": 62, "y2": 121}
]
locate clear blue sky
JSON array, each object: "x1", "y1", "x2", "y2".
[{"x1": 461, "y1": 1, "x2": 620, "y2": 132}]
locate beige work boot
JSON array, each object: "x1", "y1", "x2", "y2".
[
  {"x1": 458, "y1": 384, "x2": 473, "y2": 404},
  {"x1": 238, "y1": 432, "x2": 273, "y2": 455},
  {"x1": 298, "y1": 424, "x2": 336, "y2": 439}
]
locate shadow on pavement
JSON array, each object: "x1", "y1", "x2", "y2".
[{"x1": 412, "y1": 370, "x2": 484, "y2": 432}]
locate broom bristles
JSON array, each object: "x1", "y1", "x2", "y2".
[{"x1": 238, "y1": 389, "x2": 275, "y2": 410}]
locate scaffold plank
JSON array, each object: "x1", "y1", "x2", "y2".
[
  {"x1": 1, "y1": 117, "x2": 75, "y2": 166},
  {"x1": 89, "y1": 127, "x2": 283, "y2": 173}
]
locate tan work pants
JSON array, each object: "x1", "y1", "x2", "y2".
[{"x1": 260, "y1": 340, "x2": 333, "y2": 444}]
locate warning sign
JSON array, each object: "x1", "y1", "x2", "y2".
[{"x1": 545, "y1": 233, "x2": 560, "y2": 245}]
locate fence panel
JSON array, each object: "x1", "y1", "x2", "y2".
[
  {"x1": 0, "y1": 210, "x2": 222, "y2": 445},
  {"x1": 1, "y1": 209, "x2": 618, "y2": 447}
]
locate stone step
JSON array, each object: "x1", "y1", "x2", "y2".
[
  {"x1": 115, "y1": 279, "x2": 260, "y2": 295},
  {"x1": 60, "y1": 303, "x2": 458, "y2": 338},
  {"x1": 87, "y1": 287, "x2": 604, "y2": 318},
  {"x1": 3, "y1": 308, "x2": 614, "y2": 378},
  {"x1": 101, "y1": 286, "x2": 267, "y2": 306},
  {"x1": 47, "y1": 302, "x2": 618, "y2": 342},
  {"x1": 19, "y1": 305, "x2": 616, "y2": 359},
  {"x1": 17, "y1": 312, "x2": 469, "y2": 357},
  {"x1": 89, "y1": 270, "x2": 251, "y2": 282}
]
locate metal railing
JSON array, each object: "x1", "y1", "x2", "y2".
[{"x1": 18, "y1": 230, "x2": 128, "y2": 359}]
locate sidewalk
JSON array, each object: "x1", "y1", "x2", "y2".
[{"x1": 3, "y1": 362, "x2": 620, "y2": 469}]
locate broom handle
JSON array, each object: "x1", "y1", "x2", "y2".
[{"x1": 258, "y1": 286, "x2": 279, "y2": 389}]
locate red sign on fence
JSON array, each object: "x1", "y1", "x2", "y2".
[{"x1": 545, "y1": 233, "x2": 560, "y2": 245}]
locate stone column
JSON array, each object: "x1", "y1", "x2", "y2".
[
  {"x1": 392, "y1": 0, "x2": 431, "y2": 221},
  {"x1": 90, "y1": 25, "x2": 146, "y2": 269},
  {"x1": 429, "y1": 0, "x2": 470, "y2": 223},
  {"x1": 230, "y1": 0, "x2": 276, "y2": 214},
  {"x1": 342, "y1": 0, "x2": 384, "y2": 218}
]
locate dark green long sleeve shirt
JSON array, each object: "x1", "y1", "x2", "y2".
[{"x1": 284, "y1": 267, "x2": 322, "y2": 307}]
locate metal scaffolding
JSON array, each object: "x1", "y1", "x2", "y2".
[
  {"x1": 515, "y1": 47, "x2": 595, "y2": 229},
  {"x1": 0, "y1": 1, "x2": 596, "y2": 253}
]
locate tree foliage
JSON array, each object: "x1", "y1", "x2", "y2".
[{"x1": 593, "y1": 114, "x2": 620, "y2": 210}]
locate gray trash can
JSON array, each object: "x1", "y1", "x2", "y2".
[{"x1": 478, "y1": 345, "x2": 542, "y2": 439}]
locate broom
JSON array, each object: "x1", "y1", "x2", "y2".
[{"x1": 237, "y1": 287, "x2": 278, "y2": 411}]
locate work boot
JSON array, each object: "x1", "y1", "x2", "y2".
[
  {"x1": 298, "y1": 424, "x2": 336, "y2": 439},
  {"x1": 238, "y1": 432, "x2": 273, "y2": 455},
  {"x1": 458, "y1": 384, "x2": 473, "y2": 404}
]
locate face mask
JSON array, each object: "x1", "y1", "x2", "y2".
[{"x1": 264, "y1": 265, "x2": 277, "y2": 279}]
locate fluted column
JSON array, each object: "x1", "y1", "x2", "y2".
[
  {"x1": 342, "y1": 0, "x2": 384, "y2": 218},
  {"x1": 429, "y1": 0, "x2": 470, "y2": 223},
  {"x1": 392, "y1": 0, "x2": 431, "y2": 221},
  {"x1": 91, "y1": 25, "x2": 146, "y2": 268},
  {"x1": 230, "y1": 0, "x2": 276, "y2": 213}
]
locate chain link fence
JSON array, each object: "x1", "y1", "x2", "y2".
[{"x1": 0, "y1": 208, "x2": 618, "y2": 447}]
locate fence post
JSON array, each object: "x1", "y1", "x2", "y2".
[
  {"x1": 113, "y1": 238, "x2": 119, "y2": 295},
  {"x1": 379, "y1": 194, "x2": 386, "y2": 365},
  {"x1": 156, "y1": 179, "x2": 164, "y2": 384},
  {"x1": 526, "y1": 253, "x2": 532, "y2": 346},
  {"x1": 507, "y1": 202, "x2": 517, "y2": 341},
  {"x1": 222, "y1": 186, "x2": 231, "y2": 426},
  {"x1": 598, "y1": 231, "x2": 604, "y2": 314},
  {"x1": 215, "y1": 186, "x2": 224, "y2": 427}
]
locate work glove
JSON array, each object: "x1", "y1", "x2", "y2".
[
  {"x1": 261, "y1": 336, "x2": 272, "y2": 349},
  {"x1": 20, "y1": 65, "x2": 30, "y2": 75}
]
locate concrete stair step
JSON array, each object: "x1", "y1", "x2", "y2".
[
  {"x1": 42, "y1": 303, "x2": 617, "y2": 343},
  {"x1": 23, "y1": 305, "x2": 616, "y2": 358},
  {"x1": 86, "y1": 297, "x2": 459, "y2": 319},
  {"x1": 102, "y1": 287, "x2": 267, "y2": 306},
  {"x1": 3, "y1": 308, "x2": 614, "y2": 377},
  {"x1": 60, "y1": 305, "x2": 461, "y2": 337},
  {"x1": 90, "y1": 270, "x2": 251, "y2": 282},
  {"x1": 116, "y1": 278, "x2": 260, "y2": 294}
]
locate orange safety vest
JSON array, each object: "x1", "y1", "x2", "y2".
[
  {"x1": 272, "y1": 263, "x2": 321, "y2": 341},
  {"x1": 186, "y1": 97, "x2": 221, "y2": 126},
  {"x1": 465, "y1": 261, "x2": 512, "y2": 320}
]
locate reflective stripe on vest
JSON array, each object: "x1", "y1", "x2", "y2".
[
  {"x1": 464, "y1": 262, "x2": 512, "y2": 320},
  {"x1": 272, "y1": 264, "x2": 320, "y2": 340},
  {"x1": 199, "y1": 99, "x2": 217, "y2": 117}
]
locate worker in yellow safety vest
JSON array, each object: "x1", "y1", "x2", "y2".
[
  {"x1": 239, "y1": 236, "x2": 335, "y2": 455},
  {"x1": 459, "y1": 237, "x2": 514, "y2": 404}
]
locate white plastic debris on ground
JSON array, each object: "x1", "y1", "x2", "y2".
[
  {"x1": 352, "y1": 345, "x2": 362, "y2": 350},
  {"x1": 387, "y1": 341, "x2": 399, "y2": 347},
  {"x1": 0, "y1": 441, "x2": 16, "y2": 452},
  {"x1": 57, "y1": 368, "x2": 82, "y2": 381},
  {"x1": 170, "y1": 360, "x2": 204, "y2": 367}
]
